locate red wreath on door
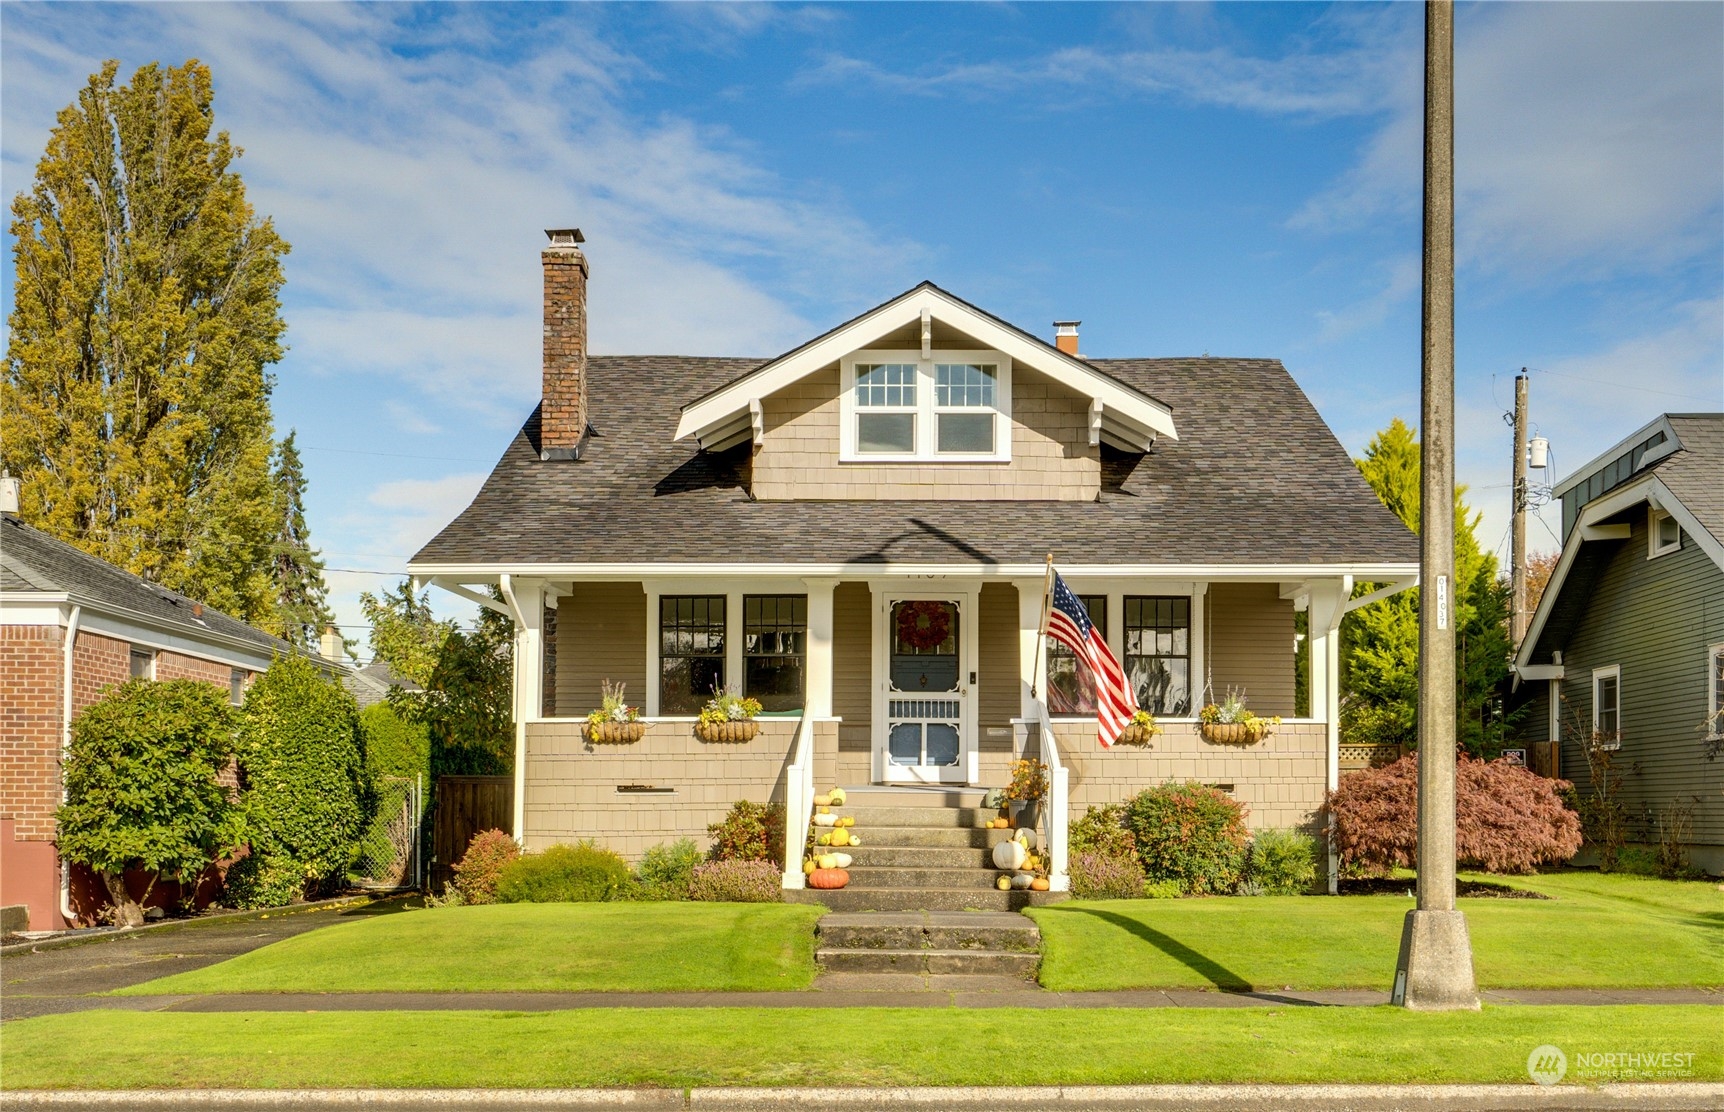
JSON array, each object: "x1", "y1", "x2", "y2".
[{"x1": 896, "y1": 600, "x2": 952, "y2": 652}]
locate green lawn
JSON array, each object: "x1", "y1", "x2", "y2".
[
  {"x1": 120, "y1": 903, "x2": 825, "y2": 994},
  {"x1": 1029, "y1": 871, "x2": 1724, "y2": 991},
  {"x1": 5, "y1": 1006, "x2": 1718, "y2": 1090}
]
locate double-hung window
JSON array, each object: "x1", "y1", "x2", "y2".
[
  {"x1": 660, "y1": 596, "x2": 725, "y2": 715},
  {"x1": 1048, "y1": 594, "x2": 1108, "y2": 715},
  {"x1": 1592, "y1": 665, "x2": 1621, "y2": 747},
  {"x1": 1707, "y1": 644, "x2": 1724, "y2": 740},
  {"x1": 1126, "y1": 596, "x2": 1191, "y2": 716},
  {"x1": 744, "y1": 595, "x2": 806, "y2": 712},
  {"x1": 843, "y1": 351, "x2": 1011, "y2": 462}
]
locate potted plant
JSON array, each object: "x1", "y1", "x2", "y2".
[
  {"x1": 1116, "y1": 709, "x2": 1161, "y2": 746},
  {"x1": 1006, "y1": 757, "x2": 1049, "y2": 829},
  {"x1": 696, "y1": 692, "x2": 762, "y2": 743},
  {"x1": 586, "y1": 679, "x2": 644, "y2": 743},
  {"x1": 1198, "y1": 688, "x2": 1280, "y2": 744}
]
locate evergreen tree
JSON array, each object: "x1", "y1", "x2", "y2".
[
  {"x1": 3, "y1": 60, "x2": 289, "y2": 625},
  {"x1": 1343, "y1": 418, "x2": 1511, "y2": 755},
  {"x1": 360, "y1": 580, "x2": 455, "y2": 688},
  {"x1": 268, "y1": 432, "x2": 335, "y2": 649}
]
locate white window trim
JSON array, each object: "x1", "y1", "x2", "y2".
[
  {"x1": 1591, "y1": 664, "x2": 1622, "y2": 747},
  {"x1": 1649, "y1": 507, "x2": 1681, "y2": 558},
  {"x1": 1708, "y1": 643, "x2": 1724, "y2": 740},
  {"x1": 1043, "y1": 583, "x2": 1205, "y2": 720},
  {"x1": 840, "y1": 349, "x2": 1013, "y2": 463},
  {"x1": 129, "y1": 644, "x2": 157, "y2": 682}
]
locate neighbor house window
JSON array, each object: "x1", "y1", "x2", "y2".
[
  {"x1": 1592, "y1": 665, "x2": 1621, "y2": 746},
  {"x1": 1708, "y1": 644, "x2": 1724, "y2": 740},
  {"x1": 659, "y1": 596, "x2": 725, "y2": 715},
  {"x1": 229, "y1": 669, "x2": 247, "y2": 706},
  {"x1": 842, "y1": 351, "x2": 1011, "y2": 462},
  {"x1": 1048, "y1": 594, "x2": 1107, "y2": 715},
  {"x1": 129, "y1": 646, "x2": 155, "y2": 680},
  {"x1": 1126, "y1": 596, "x2": 1190, "y2": 716},
  {"x1": 744, "y1": 595, "x2": 806, "y2": 712},
  {"x1": 1649, "y1": 508, "x2": 1681, "y2": 558}
]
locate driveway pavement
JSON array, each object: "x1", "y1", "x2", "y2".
[{"x1": 1, "y1": 898, "x2": 411, "y2": 1021}]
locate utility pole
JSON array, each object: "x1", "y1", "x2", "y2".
[
  {"x1": 1510, "y1": 371, "x2": 1530, "y2": 646},
  {"x1": 1392, "y1": 0, "x2": 1480, "y2": 1011}
]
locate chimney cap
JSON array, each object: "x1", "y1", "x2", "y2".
[
  {"x1": 545, "y1": 228, "x2": 585, "y2": 247},
  {"x1": 1053, "y1": 321, "x2": 1081, "y2": 334}
]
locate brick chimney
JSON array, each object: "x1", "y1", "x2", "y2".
[
  {"x1": 540, "y1": 228, "x2": 589, "y2": 460},
  {"x1": 1053, "y1": 320, "x2": 1081, "y2": 357}
]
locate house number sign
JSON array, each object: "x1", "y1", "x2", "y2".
[{"x1": 1435, "y1": 575, "x2": 1448, "y2": 631}]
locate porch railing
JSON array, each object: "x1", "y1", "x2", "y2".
[
  {"x1": 781, "y1": 709, "x2": 816, "y2": 889},
  {"x1": 1029, "y1": 699, "x2": 1071, "y2": 892}
]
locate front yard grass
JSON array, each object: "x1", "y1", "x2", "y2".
[
  {"x1": 119, "y1": 903, "x2": 824, "y2": 995},
  {"x1": 3, "y1": 1005, "x2": 1717, "y2": 1089},
  {"x1": 1029, "y1": 870, "x2": 1724, "y2": 991}
]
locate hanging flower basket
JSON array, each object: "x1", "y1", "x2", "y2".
[
  {"x1": 1116, "y1": 723, "x2": 1158, "y2": 746},
  {"x1": 588, "y1": 721, "x2": 646, "y2": 744},
  {"x1": 895, "y1": 600, "x2": 952, "y2": 652},
  {"x1": 1200, "y1": 722, "x2": 1266, "y2": 745},
  {"x1": 696, "y1": 719, "x2": 759, "y2": 744}
]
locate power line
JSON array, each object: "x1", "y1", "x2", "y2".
[{"x1": 1529, "y1": 367, "x2": 1717, "y2": 403}]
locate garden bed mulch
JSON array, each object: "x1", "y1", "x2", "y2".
[{"x1": 1338, "y1": 877, "x2": 1549, "y2": 899}]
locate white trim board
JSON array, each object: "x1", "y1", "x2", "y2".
[{"x1": 413, "y1": 562, "x2": 1417, "y2": 582}]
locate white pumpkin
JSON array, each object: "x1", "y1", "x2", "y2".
[
  {"x1": 832, "y1": 853, "x2": 853, "y2": 868},
  {"x1": 1011, "y1": 872, "x2": 1035, "y2": 890},
  {"x1": 991, "y1": 839, "x2": 1028, "y2": 871},
  {"x1": 812, "y1": 813, "x2": 837, "y2": 827}
]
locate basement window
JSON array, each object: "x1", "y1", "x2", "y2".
[{"x1": 841, "y1": 350, "x2": 1012, "y2": 462}]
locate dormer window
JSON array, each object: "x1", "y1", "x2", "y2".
[{"x1": 841, "y1": 350, "x2": 1012, "y2": 462}]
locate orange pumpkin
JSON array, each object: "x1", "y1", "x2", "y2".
[
  {"x1": 808, "y1": 867, "x2": 850, "y2": 889},
  {"x1": 1030, "y1": 877, "x2": 1050, "y2": 892}
]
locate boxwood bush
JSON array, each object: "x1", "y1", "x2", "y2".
[
  {"x1": 1125, "y1": 781, "x2": 1249, "y2": 896},
  {"x1": 496, "y1": 842, "x2": 631, "y2": 903},
  {"x1": 1246, "y1": 828, "x2": 1318, "y2": 895}
]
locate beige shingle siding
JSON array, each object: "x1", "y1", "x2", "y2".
[
  {"x1": 833, "y1": 582, "x2": 872, "y2": 753},
  {"x1": 752, "y1": 365, "x2": 1099, "y2": 501},
  {"x1": 555, "y1": 582, "x2": 647, "y2": 717},
  {"x1": 1546, "y1": 511, "x2": 1724, "y2": 845},
  {"x1": 978, "y1": 583, "x2": 1020, "y2": 752},
  {"x1": 1205, "y1": 583, "x2": 1297, "y2": 717}
]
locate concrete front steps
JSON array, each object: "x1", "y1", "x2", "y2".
[
  {"x1": 814, "y1": 911, "x2": 1041, "y2": 988},
  {"x1": 786, "y1": 788, "x2": 1067, "y2": 913}
]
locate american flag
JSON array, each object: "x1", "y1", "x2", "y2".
[{"x1": 1045, "y1": 570, "x2": 1139, "y2": 747}]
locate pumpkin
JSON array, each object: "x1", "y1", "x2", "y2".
[
  {"x1": 1030, "y1": 877, "x2": 1050, "y2": 892},
  {"x1": 1011, "y1": 872, "x2": 1034, "y2": 890},
  {"x1": 847, "y1": 835, "x2": 861, "y2": 846},
  {"x1": 996, "y1": 876, "x2": 1012, "y2": 891},
  {"x1": 832, "y1": 853, "x2": 853, "y2": 868},
  {"x1": 814, "y1": 794, "x2": 832, "y2": 807},
  {"x1": 803, "y1": 858, "x2": 817, "y2": 874},
  {"x1": 829, "y1": 788, "x2": 847, "y2": 806},
  {"x1": 1014, "y1": 829, "x2": 1032, "y2": 845},
  {"x1": 818, "y1": 854, "x2": 838, "y2": 870},
  {"x1": 992, "y1": 839, "x2": 1028, "y2": 871},
  {"x1": 816, "y1": 832, "x2": 832, "y2": 846},
  {"x1": 808, "y1": 867, "x2": 849, "y2": 889},
  {"x1": 842, "y1": 816, "x2": 855, "y2": 828},
  {"x1": 813, "y1": 813, "x2": 837, "y2": 827},
  {"x1": 977, "y1": 818, "x2": 994, "y2": 829}
]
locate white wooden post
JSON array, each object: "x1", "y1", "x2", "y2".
[
  {"x1": 1014, "y1": 579, "x2": 1047, "y2": 731},
  {"x1": 803, "y1": 579, "x2": 836, "y2": 718},
  {"x1": 1306, "y1": 578, "x2": 1348, "y2": 894},
  {"x1": 500, "y1": 576, "x2": 545, "y2": 846}
]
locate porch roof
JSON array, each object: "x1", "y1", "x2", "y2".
[{"x1": 411, "y1": 355, "x2": 1417, "y2": 570}]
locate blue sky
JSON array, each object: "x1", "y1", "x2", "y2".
[{"x1": 4, "y1": 2, "x2": 1721, "y2": 652}]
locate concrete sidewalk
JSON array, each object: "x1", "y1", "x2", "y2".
[
  {"x1": 5, "y1": 1083, "x2": 1723, "y2": 1111},
  {"x1": 5, "y1": 984, "x2": 1718, "y2": 1021}
]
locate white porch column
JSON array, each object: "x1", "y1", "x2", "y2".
[
  {"x1": 1014, "y1": 578, "x2": 1048, "y2": 757},
  {"x1": 802, "y1": 579, "x2": 837, "y2": 717},
  {"x1": 500, "y1": 575, "x2": 545, "y2": 845},
  {"x1": 1305, "y1": 577, "x2": 1348, "y2": 894}
]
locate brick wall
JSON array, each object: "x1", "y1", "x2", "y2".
[
  {"x1": 752, "y1": 365, "x2": 1099, "y2": 500},
  {"x1": 70, "y1": 630, "x2": 130, "y2": 717},
  {"x1": 0, "y1": 626, "x2": 65, "y2": 842},
  {"x1": 155, "y1": 650, "x2": 233, "y2": 687}
]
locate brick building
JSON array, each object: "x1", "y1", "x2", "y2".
[{"x1": 1, "y1": 509, "x2": 293, "y2": 930}]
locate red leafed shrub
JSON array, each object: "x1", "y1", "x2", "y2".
[
  {"x1": 1326, "y1": 754, "x2": 1581, "y2": 875},
  {"x1": 451, "y1": 828, "x2": 521, "y2": 904}
]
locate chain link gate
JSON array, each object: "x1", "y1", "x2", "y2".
[{"x1": 350, "y1": 774, "x2": 423, "y2": 890}]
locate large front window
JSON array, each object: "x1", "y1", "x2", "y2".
[
  {"x1": 744, "y1": 595, "x2": 806, "y2": 712},
  {"x1": 1126, "y1": 596, "x2": 1190, "y2": 715},
  {"x1": 843, "y1": 351, "x2": 1011, "y2": 462},
  {"x1": 660, "y1": 596, "x2": 725, "y2": 714},
  {"x1": 1048, "y1": 594, "x2": 1107, "y2": 715}
]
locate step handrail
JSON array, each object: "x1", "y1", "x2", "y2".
[
  {"x1": 781, "y1": 708, "x2": 816, "y2": 889},
  {"x1": 1033, "y1": 699, "x2": 1071, "y2": 892}
]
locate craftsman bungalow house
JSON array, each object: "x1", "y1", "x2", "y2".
[{"x1": 410, "y1": 230, "x2": 1418, "y2": 898}]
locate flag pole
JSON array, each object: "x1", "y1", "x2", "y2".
[{"x1": 1032, "y1": 553, "x2": 1054, "y2": 700}]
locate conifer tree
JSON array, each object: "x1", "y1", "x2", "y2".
[
  {"x1": 3, "y1": 59, "x2": 289, "y2": 625},
  {"x1": 268, "y1": 432, "x2": 336, "y2": 649}
]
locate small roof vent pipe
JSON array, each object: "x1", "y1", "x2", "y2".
[{"x1": 1053, "y1": 321, "x2": 1081, "y2": 357}]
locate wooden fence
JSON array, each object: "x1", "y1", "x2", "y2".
[{"x1": 432, "y1": 775, "x2": 513, "y2": 890}]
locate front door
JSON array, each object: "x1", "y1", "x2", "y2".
[{"x1": 881, "y1": 598, "x2": 968, "y2": 784}]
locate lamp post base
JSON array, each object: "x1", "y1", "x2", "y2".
[{"x1": 1392, "y1": 908, "x2": 1480, "y2": 1010}]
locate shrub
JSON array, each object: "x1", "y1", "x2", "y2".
[
  {"x1": 1326, "y1": 754, "x2": 1582, "y2": 876},
  {"x1": 635, "y1": 838, "x2": 702, "y2": 900},
  {"x1": 222, "y1": 852, "x2": 306, "y2": 910},
  {"x1": 358, "y1": 702, "x2": 429, "y2": 781},
  {"x1": 1070, "y1": 804, "x2": 1136, "y2": 860},
  {"x1": 495, "y1": 842, "x2": 631, "y2": 903},
  {"x1": 1070, "y1": 851, "x2": 1147, "y2": 899},
  {"x1": 1143, "y1": 879, "x2": 1183, "y2": 899},
  {"x1": 451, "y1": 828, "x2": 520, "y2": 905},
  {"x1": 1613, "y1": 846, "x2": 1660, "y2": 877},
  {"x1": 1125, "y1": 782, "x2": 1249, "y2": 895},
  {"x1": 238, "y1": 654, "x2": 366, "y2": 894},
  {"x1": 1247, "y1": 828, "x2": 1318, "y2": 895},
  {"x1": 707, "y1": 800, "x2": 786, "y2": 867},
  {"x1": 56, "y1": 679, "x2": 241, "y2": 927},
  {"x1": 687, "y1": 859, "x2": 782, "y2": 902}
]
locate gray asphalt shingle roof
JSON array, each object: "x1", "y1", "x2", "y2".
[
  {"x1": 414, "y1": 354, "x2": 1415, "y2": 569},
  {"x1": 1, "y1": 512, "x2": 293, "y2": 656},
  {"x1": 1644, "y1": 413, "x2": 1724, "y2": 550}
]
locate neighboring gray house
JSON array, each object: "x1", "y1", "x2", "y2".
[
  {"x1": 1512, "y1": 413, "x2": 1724, "y2": 874},
  {"x1": 344, "y1": 660, "x2": 422, "y2": 710}
]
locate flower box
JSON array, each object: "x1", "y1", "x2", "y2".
[
  {"x1": 1200, "y1": 722, "x2": 1265, "y2": 745},
  {"x1": 696, "y1": 720, "x2": 759, "y2": 744},
  {"x1": 1116, "y1": 723, "x2": 1158, "y2": 746},
  {"x1": 588, "y1": 721, "x2": 646, "y2": 744}
]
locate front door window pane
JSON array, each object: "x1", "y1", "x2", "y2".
[
  {"x1": 660, "y1": 596, "x2": 725, "y2": 715},
  {"x1": 888, "y1": 724, "x2": 922, "y2": 766},
  {"x1": 1126, "y1": 596, "x2": 1190, "y2": 715},
  {"x1": 924, "y1": 723, "x2": 961, "y2": 767}
]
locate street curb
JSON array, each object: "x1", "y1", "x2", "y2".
[
  {"x1": 4, "y1": 1085, "x2": 1722, "y2": 1111},
  {"x1": 0, "y1": 895, "x2": 387, "y2": 958}
]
